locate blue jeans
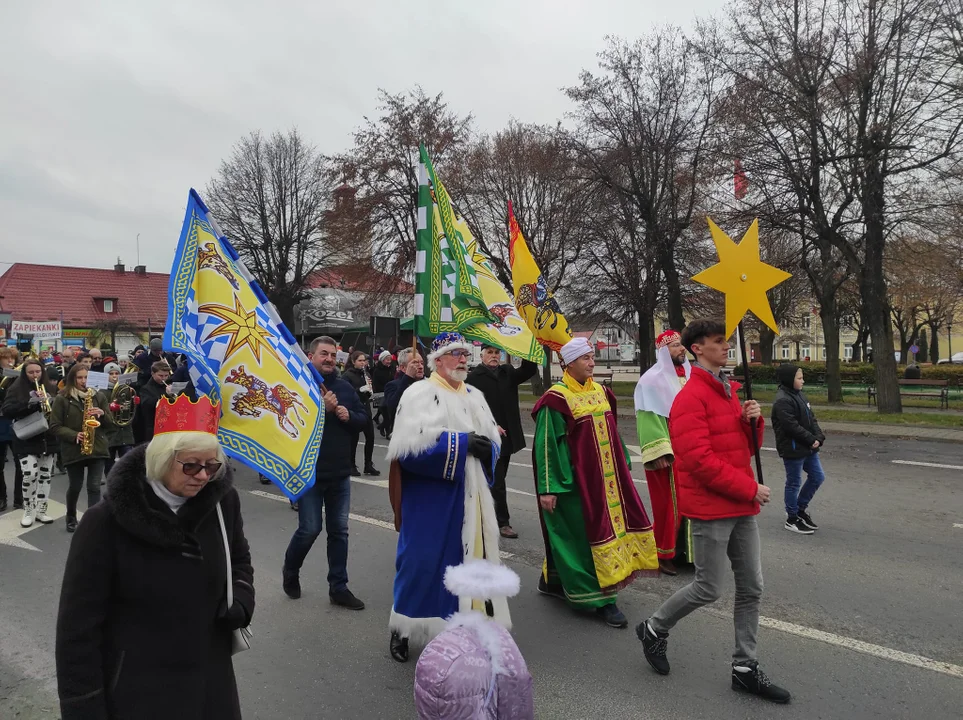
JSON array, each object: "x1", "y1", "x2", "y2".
[
  {"x1": 283, "y1": 476, "x2": 351, "y2": 593},
  {"x1": 783, "y1": 453, "x2": 826, "y2": 517}
]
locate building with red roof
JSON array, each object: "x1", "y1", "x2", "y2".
[{"x1": 0, "y1": 261, "x2": 169, "y2": 353}]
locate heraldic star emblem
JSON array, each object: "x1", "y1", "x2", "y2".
[{"x1": 199, "y1": 295, "x2": 283, "y2": 365}]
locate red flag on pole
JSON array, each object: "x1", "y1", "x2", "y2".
[{"x1": 734, "y1": 159, "x2": 748, "y2": 200}]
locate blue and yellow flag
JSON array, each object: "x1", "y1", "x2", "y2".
[{"x1": 164, "y1": 189, "x2": 324, "y2": 500}]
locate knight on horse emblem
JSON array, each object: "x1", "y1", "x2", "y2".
[{"x1": 225, "y1": 365, "x2": 309, "y2": 438}]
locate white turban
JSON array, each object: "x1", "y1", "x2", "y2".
[{"x1": 560, "y1": 337, "x2": 593, "y2": 365}]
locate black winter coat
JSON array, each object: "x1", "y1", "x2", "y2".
[
  {"x1": 317, "y1": 370, "x2": 367, "y2": 481},
  {"x1": 771, "y1": 386, "x2": 826, "y2": 459},
  {"x1": 466, "y1": 360, "x2": 538, "y2": 455},
  {"x1": 342, "y1": 366, "x2": 373, "y2": 416},
  {"x1": 55, "y1": 446, "x2": 254, "y2": 720},
  {"x1": 383, "y1": 373, "x2": 418, "y2": 410},
  {"x1": 0, "y1": 376, "x2": 60, "y2": 457},
  {"x1": 132, "y1": 379, "x2": 169, "y2": 445},
  {"x1": 371, "y1": 361, "x2": 396, "y2": 393}
]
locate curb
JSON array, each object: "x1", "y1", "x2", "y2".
[{"x1": 518, "y1": 401, "x2": 963, "y2": 445}]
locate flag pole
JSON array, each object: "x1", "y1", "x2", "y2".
[{"x1": 736, "y1": 320, "x2": 764, "y2": 484}]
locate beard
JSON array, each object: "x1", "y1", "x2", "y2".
[
  {"x1": 449, "y1": 368, "x2": 468, "y2": 383},
  {"x1": 671, "y1": 354, "x2": 686, "y2": 366}
]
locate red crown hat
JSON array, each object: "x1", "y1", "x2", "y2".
[
  {"x1": 656, "y1": 329, "x2": 681, "y2": 349},
  {"x1": 154, "y1": 395, "x2": 221, "y2": 437}
]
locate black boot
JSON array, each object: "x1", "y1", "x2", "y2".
[
  {"x1": 364, "y1": 464, "x2": 381, "y2": 476},
  {"x1": 282, "y1": 568, "x2": 301, "y2": 599},
  {"x1": 731, "y1": 662, "x2": 792, "y2": 703},
  {"x1": 0, "y1": 497, "x2": 7, "y2": 512},
  {"x1": 390, "y1": 631, "x2": 409, "y2": 663}
]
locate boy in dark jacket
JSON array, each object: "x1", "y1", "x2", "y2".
[{"x1": 771, "y1": 364, "x2": 826, "y2": 535}]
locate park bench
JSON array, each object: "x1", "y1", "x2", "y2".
[
  {"x1": 551, "y1": 368, "x2": 613, "y2": 386},
  {"x1": 867, "y1": 379, "x2": 950, "y2": 409}
]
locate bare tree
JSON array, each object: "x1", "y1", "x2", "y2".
[
  {"x1": 458, "y1": 122, "x2": 590, "y2": 294},
  {"x1": 336, "y1": 87, "x2": 473, "y2": 301},
  {"x1": 704, "y1": 0, "x2": 963, "y2": 411},
  {"x1": 206, "y1": 129, "x2": 330, "y2": 326},
  {"x1": 565, "y1": 29, "x2": 720, "y2": 331}
]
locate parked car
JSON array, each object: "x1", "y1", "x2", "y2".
[{"x1": 936, "y1": 352, "x2": 963, "y2": 364}]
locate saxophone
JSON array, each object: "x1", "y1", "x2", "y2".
[{"x1": 80, "y1": 389, "x2": 101, "y2": 456}]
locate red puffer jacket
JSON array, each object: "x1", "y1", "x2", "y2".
[{"x1": 669, "y1": 367, "x2": 763, "y2": 520}]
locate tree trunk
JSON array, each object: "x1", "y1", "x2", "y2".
[
  {"x1": 819, "y1": 302, "x2": 843, "y2": 403},
  {"x1": 928, "y1": 323, "x2": 940, "y2": 362},
  {"x1": 659, "y1": 251, "x2": 685, "y2": 331},
  {"x1": 758, "y1": 327, "x2": 775, "y2": 365},
  {"x1": 918, "y1": 329, "x2": 928, "y2": 363},
  {"x1": 638, "y1": 310, "x2": 656, "y2": 372},
  {"x1": 860, "y1": 154, "x2": 902, "y2": 412}
]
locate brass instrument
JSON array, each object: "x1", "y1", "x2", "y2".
[
  {"x1": 34, "y1": 378, "x2": 53, "y2": 417},
  {"x1": 80, "y1": 390, "x2": 101, "y2": 456},
  {"x1": 109, "y1": 381, "x2": 137, "y2": 427}
]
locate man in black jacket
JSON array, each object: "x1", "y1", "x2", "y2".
[
  {"x1": 381, "y1": 348, "x2": 424, "y2": 439},
  {"x1": 283, "y1": 336, "x2": 368, "y2": 610},
  {"x1": 466, "y1": 345, "x2": 538, "y2": 539},
  {"x1": 771, "y1": 364, "x2": 827, "y2": 535}
]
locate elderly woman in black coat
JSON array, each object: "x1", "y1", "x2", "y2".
[{"x1": 55, "y1": 407, "x2": 254, "y2": 720}]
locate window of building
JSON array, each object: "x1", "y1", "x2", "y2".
[
  {"x1": 801, "y1": 345, "x2": 810, "y2": 360},
  {"x1": 821, "y1": 347, "x2": 827, "y2": 359},
  {"x1": 728, "y1": 348, "x2": 736, "y2": 361},
  {"x1": 103, "y1": 299, "x2": 114, "y2": 313},
  {"x1": 781, "y1": 344, "x2": 790, "y2": 359},
  {"x1": 802, "y1": 315, "x2": 811, "y2": 330},
  {"x1": 844, "y1": 346, "x2": 853, "y2": 360}
]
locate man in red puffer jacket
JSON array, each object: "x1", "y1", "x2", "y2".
[{"x1": 636, "y1": 318, "x2": 791, "y2": 705}]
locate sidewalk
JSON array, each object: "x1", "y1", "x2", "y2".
[{"x1": 519, "y1": 400, "x2": 963, "y2": 444}]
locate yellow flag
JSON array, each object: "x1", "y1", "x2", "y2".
[{"x1": 508, "y1": 202, "x2": 574, "y2": 352}]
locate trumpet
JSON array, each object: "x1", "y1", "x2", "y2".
[
  {"x1": 80, "y1": 389, "x2": 100, "y2": 456},
  {"x1": 34, "y1": 378, "x2": 52, "y2": 417}
]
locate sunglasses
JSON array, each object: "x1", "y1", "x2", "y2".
[
  {"x1": 176, "y1": 460, "x2": 223, "y2": 477},
  {"x1": 447, "y1": 350, "x2": 470, "y2": 359}
]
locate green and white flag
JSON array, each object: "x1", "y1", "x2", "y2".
[{"x1": 414, "y1": 145, "x2": 544, "y2": 363}]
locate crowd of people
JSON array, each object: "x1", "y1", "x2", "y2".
[{"x1": 0, "y1": 317, "x2": 834, "y2": 717}]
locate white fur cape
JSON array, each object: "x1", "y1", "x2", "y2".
[{"x1": 386, "y1": 377, "x2": 509, "y2": 643}]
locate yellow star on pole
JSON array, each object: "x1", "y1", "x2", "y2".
[
  {"x1": 692, "y1": 218, "x2": 792, "y2": 339},
  {"x1": 199, "y1": 295, "x2": 282, "y2": 365}
]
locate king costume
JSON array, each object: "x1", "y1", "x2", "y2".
[
  {"x1": 386, "y1": 333, "x2": 507, "y2": 647},
  {"x1": 532, "y1": 338, "x2": 659, "y2": 615},
  {"x1": 634, "y1": 330, "x2": 693, "y2": 567}
]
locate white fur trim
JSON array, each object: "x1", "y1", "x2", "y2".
[
  {"x1": 444, "y1": 560, "x2": 521, "y2": 600},
  {"x1": 389, "y1": 609, "x2": 449, "y2": 646},
  {"x1": 446, "y1": 612, "x2": 511, "y2": 676},
  {"x1": 427, "y1": 340, "x2": 473, "y2": 371}
]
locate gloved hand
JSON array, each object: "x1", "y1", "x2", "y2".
[
  {"x1": 28, "y1": 394, "x2": 41, "y2": 407},
  {"x1": 216, "y1": 597, "x2": 251, "y2": 630},
  {"x1": 466, "y1": 432, "x2": 493, "y2": 461}
]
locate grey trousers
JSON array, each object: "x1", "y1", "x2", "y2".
[{"x1": 649, "y1": 515, "x2": 763, "y2": 664}]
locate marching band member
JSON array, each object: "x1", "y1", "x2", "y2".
[
  {"x1": 0, "y1": 347, "x2": 25, "y2": 511},
  {"x1": 49, "y1": 364, "x2": 114, "y2": 533},
  {"x1": 133, "y1": 361, "x2": 174, "y2": 445},
  {"x1": 104, "y1": 363, "x2": 136, "y2": 477},
  {"x1": 1, "y1": 358, "x2": 59, "y2": 527}
]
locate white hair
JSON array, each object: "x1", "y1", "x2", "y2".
[
  {"x1": 145, "y1": 432, "x2": 227, "y2": 484},
  {"x1": 397, "y1": 348, "x2": 423, "y2": 367}
]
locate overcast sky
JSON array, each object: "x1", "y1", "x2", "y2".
[{"x1": 0, "y1": 0, "x2": 723, "y2": 276}]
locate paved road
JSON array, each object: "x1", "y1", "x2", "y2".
[{"x1": 0, "y1": 420, "x2": 960, "y2": 719}]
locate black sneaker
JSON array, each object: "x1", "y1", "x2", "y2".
[
  {"x1": 731, "y1": 662, "x2": 791, "y2": 703},
  {"x1": 596, "y1": 603, "x2": 628, "y2": 628},
  {"x1": 65, "y1": 517, "x2": 78, "y2": 533},
  {"x1": 282, "y1": 569, "x2": 301, "y2": 599},
  {"x1": 330, "y1": 588, "x2": 365, "y2": 610},
  {"x1": 636, "y1": 620, "x2": 671, "y2": 675},
  {"x1": 537, "y1": 575, "x2": 565, "y2": 600},
  {"x1": 797, "y1": 509, "x2": 819, "y2": 530},
  {"x1": 351, "y1": 466, "x2": 361, "y2": 477},
  {"x1": 784, "y1": 516, "x2": 814, "y2": 535},
  {"x1": 363, "y1": 465, "x2": 381, "y2": 477}
]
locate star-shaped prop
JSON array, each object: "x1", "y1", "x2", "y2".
[
  {"x1": 692, "y1": 218, "x2": 792, "y2": 339},
  {"x1": 199, "y1": 295, "x2": 282, "y2": 365}
]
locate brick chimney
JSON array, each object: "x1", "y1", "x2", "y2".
[{"x1": 134, "y1": 265, "x2": 147, "y2": 275}]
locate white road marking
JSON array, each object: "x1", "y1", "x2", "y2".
[
  {"x1": 706, "y1": 609, "x2": 963, "y2": 680},
  {"x1": 249, "y1": 490, "x2": 515, "y2": 560},
  {"x1": 0, "y1": 499, "x2": 70, "y2": 551},
  {"x1": 953, "y1": 523, "x2": 963, "y2": 529},
  {"x1": 892, "y1": 459, "x2": 963, "y2": 471},
  {"x1": 507, "y1": 487, "x2": 535, "y2": 497}
]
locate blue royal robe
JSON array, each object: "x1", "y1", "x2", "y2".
[{"x1": 386, "y1": 374, "x2": 507, "y2": 645}]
